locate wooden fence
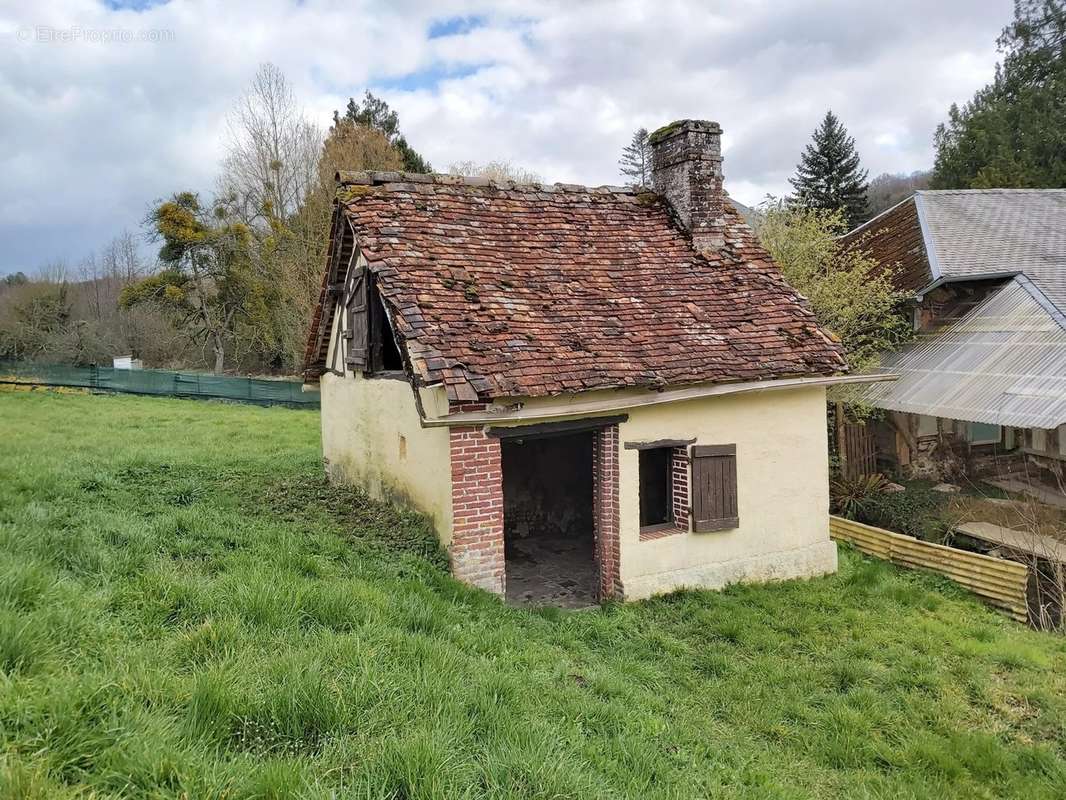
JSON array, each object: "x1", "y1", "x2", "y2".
[
  {"x1": 841, "y1": 422, "x2": 877, "y2": 480},
  {"x1": 829, "y1": 516, "x2": 1029, "y2": 623}
]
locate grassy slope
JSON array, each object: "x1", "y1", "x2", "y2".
[{"x1": 1, "y1": 392, "x2": 1065, "y2": 800}]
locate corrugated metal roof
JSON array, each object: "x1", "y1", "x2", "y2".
[
  {"x1": 917, "y1": 189, "x2": 1066, "y2": 309},
  {"x1": 859, "y1": 277, "x2": 1066, "y2": 429}
]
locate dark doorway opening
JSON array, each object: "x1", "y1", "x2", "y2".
[{"x1": 502, "y1": 431, "x2": 596, "y2": 608}]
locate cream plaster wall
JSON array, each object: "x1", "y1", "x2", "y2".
[
  {"x1": 321, "y1": 275, "x2": 834, "y2": 597},
  {"x1": 320, "y1": 301, "x2": 454, "y2": 544},
  {"x1": 615, "y1": 385, "x2": 836, "y2": 599}
]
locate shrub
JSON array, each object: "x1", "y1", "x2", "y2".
[
  {"x1": 830, "y1": 473, "x2": 890, "y2": 519},
  {"x1": 858, "y1": 484, "x2": 949, "y2": 541}
]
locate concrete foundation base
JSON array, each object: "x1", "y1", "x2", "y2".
[{"x1": 623, "y1": 540, "x2": 838, "y2": 601}]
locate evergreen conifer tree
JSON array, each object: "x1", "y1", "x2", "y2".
[
  {"x1": 932, "y1": 0, "x2": 1066, "y2": 189},
  {"x1": 619, "y1": 128, "x2": 654, "y2": 187},
  {"x1": 335, "y1": 91, "x2": 431, "y2": 173},
  {"x1": 789, "y1": 110, "x2": 869, "y2": 228}
]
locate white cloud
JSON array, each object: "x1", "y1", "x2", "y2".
[{"x1": 0, "y1": 0, "x2": 1005, "y2": 273}]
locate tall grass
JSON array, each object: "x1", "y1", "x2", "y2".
[{"x1": 1, "y1": 392, "x2": 1065, "y2": 798}]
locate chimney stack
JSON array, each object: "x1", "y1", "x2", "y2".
[{"x1": 649, "y1": 119, "x2": 725, "y2": 251}]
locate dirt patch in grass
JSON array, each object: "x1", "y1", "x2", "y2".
[{"x1": 946, "y1": 491, "x2": 1066, "y2": 544}]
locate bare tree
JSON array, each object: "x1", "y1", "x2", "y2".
[
  {"x1": 219, "y1": 63, "x2": 321, "y2": 225},
  {"x1": 100, "y1": 230, "x2": 145, "y2": 283},
  {"x1": 448, "y1": 160, "x2": 542, "y2": 184},
  {"x1": 867, "y1": 171, "x2": 932, "y2": 217},
  {"x1": 34, "y1": 259, "x2": 70, "y2": 284}
]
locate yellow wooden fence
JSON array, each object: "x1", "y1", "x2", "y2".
[{"x1": 829, "y1": 516, "x2": 1029, "y2": 623}]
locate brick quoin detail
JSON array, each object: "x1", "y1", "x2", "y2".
[
  {"x1": 671, "y1": 447, "x2": 690, "y2": 531},
  {"x1": 639, "y1": 445, "x2": 690, "y2": 542},
  {"x1": 449, "y1": 424, "x2": 505, "y2": 595},
  {"x1": 593, "y1": 425, "x2": 622, "y2": 600}
]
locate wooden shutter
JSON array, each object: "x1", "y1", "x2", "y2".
[
  {"x1": 366, "y1": 271, "x2": 384, "y2": 372},
  {"x1": 344, "y1": 266, "x2": 368, "y2": 370},
  {"x1": 690, "y1": 444, "x2": 739, "y2": 532}
]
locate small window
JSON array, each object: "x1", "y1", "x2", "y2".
[
  {"x1": 1032, "y1": 428, "x2": 1047, "y2": 452},
  {"x1": 967, "y1": 422, "x2": 1001, "y2": 445},
  {"x1": 370, "y1": 294, "x2": 404, "y2": 372},
  {"x1": 917, "y1": 415, "x2": 938, "y2": 437},
  {"x1": 343, "y1": 267, "x2": 405, "y2": 376},
  {"x1": 638, "y1": 447, "x2": 673, "y2": 528}
]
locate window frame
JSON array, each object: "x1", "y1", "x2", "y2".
[
  {"x1": 342, "y1": 266, "x2": 407, "y2": 380},
  {"x1": 637, "y1": 446, "x2": 675, "y2": 532}
]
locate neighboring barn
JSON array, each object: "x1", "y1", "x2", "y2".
[
  {"x1": 843, "y1": 189, "x2": 1066, "y2": 489},
  {"x1": 304, "y1": 119, "x2": 865, "y2": 605}
]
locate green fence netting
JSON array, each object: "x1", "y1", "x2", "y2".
[{"x1": 0, "y1": 361, "x2": 319, "y2": 408}]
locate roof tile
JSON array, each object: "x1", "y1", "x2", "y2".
[{"x1": 304, "y1": 173, "x2": 847, "y2": 400}]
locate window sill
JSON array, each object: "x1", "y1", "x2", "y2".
[
  {"x1": 364, "y1": 370, "x2": 409, "y2": 381},
  {"x1": 639, "y1": 522, "x2": 687, "y2": 542}
]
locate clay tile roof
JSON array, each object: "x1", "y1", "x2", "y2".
[{"x1": 303, "y1": 172, "x2": 847, "y2": 402}]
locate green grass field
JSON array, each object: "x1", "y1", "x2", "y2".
[{"x1": 2, "y1": 391, "x2": 1066, "y2": 799}]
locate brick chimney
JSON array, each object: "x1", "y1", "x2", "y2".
[{"x1": 649, "y1": 119, "x2": 725, "y2": 252}]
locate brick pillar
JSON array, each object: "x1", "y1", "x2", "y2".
[
  {"x1": 593, "y1": 424, "x2": 622, "y2": 600},
  {"x1": 671, "y1": 446, "x2": 690, "y2": 531},
  {"x1": 449, "y1": 425, "x2": 505, "y2": 595}
]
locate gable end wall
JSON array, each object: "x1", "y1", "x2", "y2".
[
  {"x1": 843, "y1": 198, "x2": 933, "y2": 295},
  {"x1": 320, "y1": 307, "x2": 453, "y2": 542}
]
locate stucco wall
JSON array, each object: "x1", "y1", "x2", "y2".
[
  {"x1": 319, "y1": 375, "x2": 453, "y2": 545},
  {"x1": 320, "y1": 262, "x2": 453, "y2": 543},
  {"x1": 321, "y1": 301, "x2": 834, "y2": 597},
  {"x1": 615, "y1": 385, "x2": 836, "y2": 599}
]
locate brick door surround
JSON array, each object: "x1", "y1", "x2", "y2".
[
  {"x1": 448, "y1": 420, "x2": 622, "y2": 601},
  {"x1": 448, "y1": 425, "x2": 505, "y2": 594},
  {"x1": 592, "y1": 424, "x2": 622, "y2": 599}
]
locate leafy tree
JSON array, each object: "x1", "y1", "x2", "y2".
[
  {"x1": 268, "y1": 119, "x2": 406, "y2": 371},
  {"x1": 122, "y1": 193, "x2": 255, "y2": 374},
  {"x1": 789, "y1": 110, "x2": 869, "y2": 228},
  {"x1": 618, "y1": 128, "x2": 653, "y2": 186},
  {"x1": 1, "y1": 272, "x2": 28, "y2": 289},
  {"x1": 335, "y1": 91, "x2": 431, "y2": 173},
  {"x1": 755, "y1": 200, "x2": 910, "y2": 375},
  {"x1": 932, "y1": 0, "x2": 1066, "y2": 188}
]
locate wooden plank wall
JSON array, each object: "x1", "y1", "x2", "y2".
[{"x1": 830, "y1": 516, "x2": 1029, "y2": 623}]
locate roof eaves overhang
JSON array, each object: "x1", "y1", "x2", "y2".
[
  {"x1": 420, "y1": 372, "x2": 898, "y2": 428},
  {"x1": 913, "y1": 271, "x2": 1021, "y2": 301}
]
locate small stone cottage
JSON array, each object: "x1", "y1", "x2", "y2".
[{"x1": 303, "y1": 119, "x2": 860, "y2": 604}]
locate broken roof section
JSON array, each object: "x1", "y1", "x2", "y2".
[
  {"x1": 859, "y1": 276, "x2": 1066, "y2": 429},
  {"x1": 303, "y1": 172, "x2": 847, "y2": 402}
]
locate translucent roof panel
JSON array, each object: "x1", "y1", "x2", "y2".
[{"x1": 860, "y1": 277, "x2": 1066, "y2": 429}]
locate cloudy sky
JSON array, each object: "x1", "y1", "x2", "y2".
[{"x1": 0, "y1": 0, "x2": 1009, "y2": 275}]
